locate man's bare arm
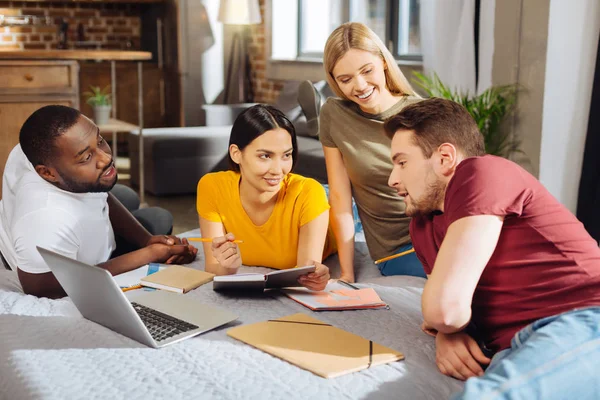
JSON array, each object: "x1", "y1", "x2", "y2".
[
  {"x1": 18, "y1": 243, "x2": 194, "y2": 299},
  {"x1": 422, "y1": 215, "x2": 504, "y2": 333},
  {"x1": 107, "y1": 192, "x2": 152, "y2": 248}
]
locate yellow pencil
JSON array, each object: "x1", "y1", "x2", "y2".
[
  {"x1": 188, "y1": 237, "x2": 244, "y2": 244},
  {"x1": 122, "y1": 284, "x2": 143, "y2": 292},
  {"x1": 374, "y1": 248, "x2": 416, "y2": 265}
]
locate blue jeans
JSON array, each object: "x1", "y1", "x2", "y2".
[
  {"x1": 453, "y1": 307, "x2": 600, "y2": 400},
  {"x1": 377, "y1": 243, "x2": 427, "y2": 278}
]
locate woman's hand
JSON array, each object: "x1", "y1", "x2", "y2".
[
  {"x1": 338, "y1": 273, "x2": 355, "y2": 283},
  {"x1": 298, "y1": 262, "x2": 330, "y2": 291},
  {"x1": 211, "y1": 233, "x2": 242, "y2": 273}
]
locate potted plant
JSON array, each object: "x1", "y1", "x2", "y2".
[
  {"x1": 84, "y1": 85, "x2": 112, "y2": 126},
  {"x1": 412, "y1": 72, "x2": 520, "y2": 158}
]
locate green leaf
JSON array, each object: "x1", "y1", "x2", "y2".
[{"x1": 84, "y1": 85, "x2": 112, "y2": 106}]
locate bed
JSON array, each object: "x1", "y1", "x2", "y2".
[{"x1": 0, "y1": 230, "x2": 463, "y2": 399}]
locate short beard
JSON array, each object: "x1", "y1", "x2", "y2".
[
  {"x1": 405, "y1": 176, "x2": 446, "y2": 218},
  {"x1": 57, "y1": 166, "x2": 118, "y2": 194}
]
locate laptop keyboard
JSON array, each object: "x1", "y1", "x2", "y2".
[{"x1": 131, "y1": 302, "x2": 199, "y2": 342}]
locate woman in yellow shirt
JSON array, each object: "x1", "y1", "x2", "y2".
[{"x1": 196, "y1": 104, "x2": 334, "y2": 291}]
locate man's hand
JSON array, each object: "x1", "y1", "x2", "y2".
[
  {"x1": 298, "y1": 262, "x2": 330, "y2": 291},
  {"x1": 146, "y1": 235, "x2": 197, "y2": 264},
  {"x1": 435, "y1": 331, "x2": 491, "y2": 381},
  {"x1": 211, "y1": 233, "x2": 242, "y2": 272},
  {"x1": 146, "y1": 234, "x2": 179, "y2": 246},
  {"x1": 149, "y1": 242, "x2": 198, "y2": 264},
  {"x1": 338, "y1": 273, "x2": 355, "y2": 283}
]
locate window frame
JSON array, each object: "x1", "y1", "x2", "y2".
[
  {"x1": 388, "y1": 0, "x2": 423, "y2": 62},
  {"x1": 296, "y1": 0, "x2": 423, "y2": 62}
]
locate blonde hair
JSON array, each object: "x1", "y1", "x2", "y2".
[{"x1": 324, "y1": 22, "x2": 417, "y2": 99}]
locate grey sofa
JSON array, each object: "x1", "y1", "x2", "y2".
[
  {"x1": 128, "y1": 126, "x2": 231, "y2": 196},
  {"x1": 129, "y1": 81, "x2": 331, "y2": 195}
]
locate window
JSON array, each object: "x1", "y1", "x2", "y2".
[
  {"x1": 393, "y1": 0, "x2": 421, "y2": 59},
  {"x1": 298, "y1": 0, "x2": 345, "y2": 57},
  {"x1": 296, "y1": 0, "x2": 421, "y2": 61}
]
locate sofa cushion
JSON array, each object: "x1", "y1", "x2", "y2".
[
  {"x1": 128, "y1": 126, "x2": 231, "y2": 195},
  {"x1": 294, "y1": 136, "x2": 327, "y2": 183},
  {"x1": 127, "y1": 126, "x2": 327, "y2": 195},
  {"x1": 129, "y1": 126, "x2": 231, "y2": 159}
]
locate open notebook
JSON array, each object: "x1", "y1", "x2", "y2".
[
  {"x1": 281, "y1": 281, "x2": 388, "y2": 311},
  {"x1": 227, "y1": 313, "x2": 404, "y2": 378},
  {"x1": 213, "y1": 265, "x2": 316, "y2": 291}
]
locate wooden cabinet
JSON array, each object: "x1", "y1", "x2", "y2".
[{"x1": 0, "y1": 60, "x2": 79, "y2": 197}]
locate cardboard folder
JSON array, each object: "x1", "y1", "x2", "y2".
[{"x1": 227, "y1": 313, "x2": 404, "y2": 378}]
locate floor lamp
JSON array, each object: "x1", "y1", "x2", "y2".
[{"x1": 218, "y1": 0, "x2": 261, "y2": 104}]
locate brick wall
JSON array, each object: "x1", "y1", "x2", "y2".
[
  {"x1": 0, "y1": 0, "x2": 281, "y2": 102},
  {"x1": 247, "y1": 0, "x2": 283, "y2": 103},
  {"x1": 0, "y1": 1, "x2": 140, "y2": 50}
]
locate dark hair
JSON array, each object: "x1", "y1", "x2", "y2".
[
  {"x1": 19, "y1": 105, "x2": 82, "y2": 166},
  {"x1": 384, "y1": 98, "x2": 485, "y2": 158},
  {"x1": 228, "y1": 104, "x2": 298, "y2": 172}
]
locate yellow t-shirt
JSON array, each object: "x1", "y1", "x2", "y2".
[{"x1": 197, "y1": 171, "x2": 334, "y2": 270}]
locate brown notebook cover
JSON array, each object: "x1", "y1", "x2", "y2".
[
  {"x1": 227, "y1": 313, "x2": 404, "y2": 378},
  {"x1": 140, "y1": 265, "x2": 214, "y2": 293}
]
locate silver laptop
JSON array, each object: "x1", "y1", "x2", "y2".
[{"x1": 37, "y1": 246, "x2": 238, "y2": 348}]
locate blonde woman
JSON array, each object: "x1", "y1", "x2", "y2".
[{"x1": 319, "y1": 22, "x2": 425, "y2": 282}]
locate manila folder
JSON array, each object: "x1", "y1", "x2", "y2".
[{"x1": 227, "y1": 313, "x2": 404, "y2": 378}]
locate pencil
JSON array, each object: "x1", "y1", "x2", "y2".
[
  {"x1": 374, "y1": 248, "x2": 416, "y2": 265},
  {"x1": 122, "y1": 284, "x2": 143, "y2": 292},
  {"x1": 188, "y1": 237, "x2": 244, "y2": 244},
  {"x1": 338, "y1": 280, "x2": 360, "y2": 290}
]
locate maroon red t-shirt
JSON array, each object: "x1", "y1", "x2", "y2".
[{"x1": 411, "y1": 155, "x2": 600, "y2": 351}]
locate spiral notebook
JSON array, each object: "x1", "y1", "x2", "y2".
[{"x1": 227, "y1": 313, "x2": 404, "y2": 378}]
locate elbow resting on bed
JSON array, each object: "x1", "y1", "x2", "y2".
[{"x1": 422, "y1": 299, "x2": 471, "y2": 334}]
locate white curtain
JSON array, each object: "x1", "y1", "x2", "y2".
[
  {"x1": 477, "y1": 0, "x2": 496, "y2": 94},
  {"x1": 419, "y1": 0, "x2": 495, "y2": 95}
]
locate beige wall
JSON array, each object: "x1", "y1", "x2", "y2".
[{"x1": 492, "y1": 0, "x2": 550, "y2": 177}]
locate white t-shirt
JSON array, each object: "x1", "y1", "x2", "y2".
[{"x1": 0, "y1": 145, "x2": 116, "y2": 274}]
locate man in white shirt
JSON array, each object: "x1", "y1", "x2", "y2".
[{"x1": 0, "y1": 105, "x2": 197, "y2": 298}]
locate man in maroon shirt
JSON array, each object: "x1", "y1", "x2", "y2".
[{"x1": 384, "y1": 98, "x2": 600, "y2": 398}]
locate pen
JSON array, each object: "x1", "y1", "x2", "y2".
[
  {"x1": 374, "y1": 248, "x2": 416, "y2": 265},
  {"x1": 338, "y1": 280, "x2": 360, "y2": 290},
  {"x1": 122, "y1": 284, "x2": 142, "y2": 292},
  {"x1": 188, "y1": 237, "x2": 244, "y2": 244}
]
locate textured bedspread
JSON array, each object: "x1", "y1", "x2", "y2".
[{"x1": 0, "y1": 230, "x2": 463, "y2": 400}]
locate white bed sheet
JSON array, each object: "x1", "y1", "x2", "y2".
[{"x1": 0, "y1": 230, "x2": 463, "y2": 400}]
